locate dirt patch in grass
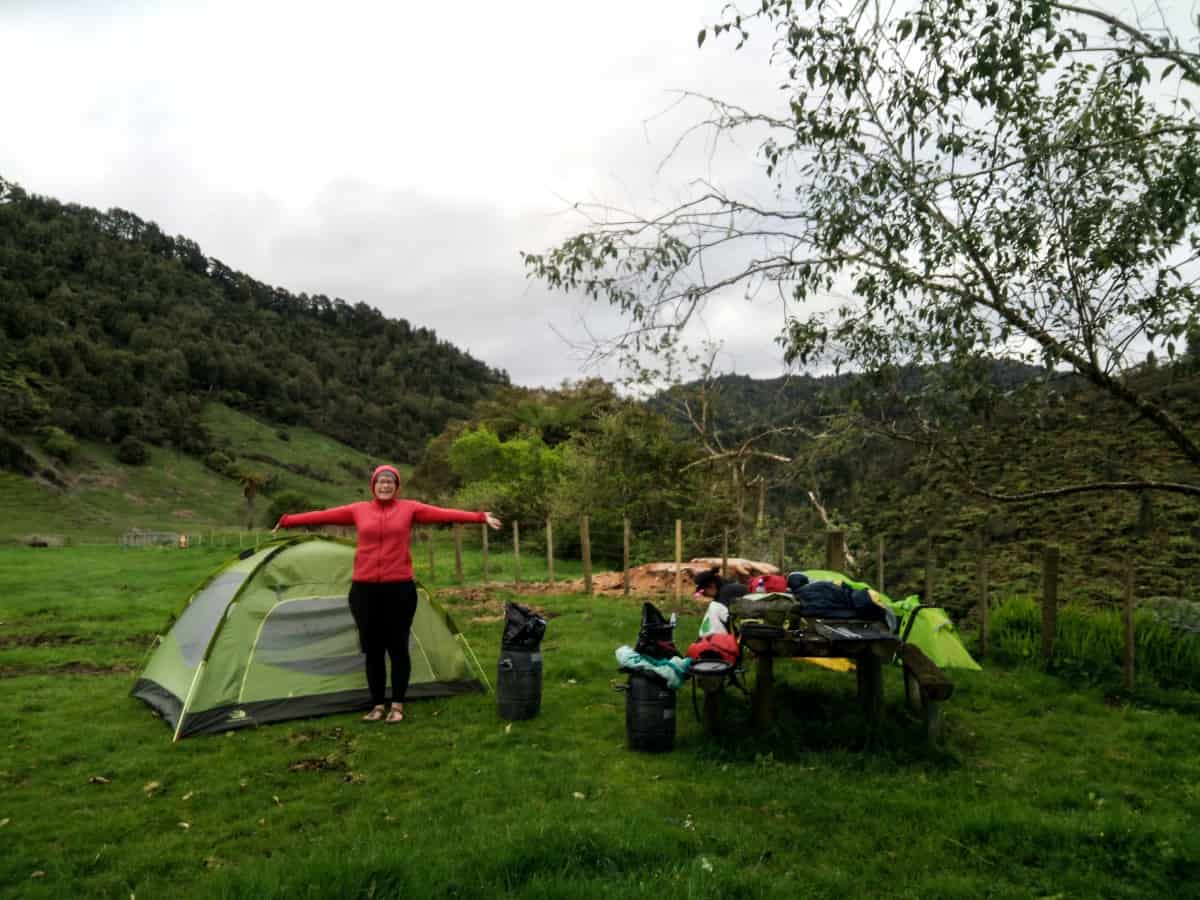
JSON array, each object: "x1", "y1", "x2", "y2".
[
  {"x1": 20, "y1": 534, "x2": 66, "y2": 548},
  {"x1": 436, "y1": 589, "x2": 554, "y2": 624},
  {"x1": 0, "y1": 632, "x2": 89, "y2": 648},
  {"x1": 0, "y1": 661, "x2": 135, "y2": 677},
  {"x1": 288, "y1": 754, "x2": 346, "y2": 773},
  {"x1": 75, "y1": 473, "x2": 121, "y2": 488},
  {"x1": 286, "y1": 726, "x2": 347, "y2": 745},
  {"x1": 286, "y1": 727, "x2": 365, "y2": 782},
  {"x1": 0, "y1": 632, "x2": 154, "y2": 649}
]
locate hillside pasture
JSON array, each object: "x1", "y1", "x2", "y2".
[{"x1": 0, "y1": 403, "x2": 404, "y2": 544}]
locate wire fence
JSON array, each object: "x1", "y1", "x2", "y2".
[{"x1": 11, "y1": 516, "x2": 1198, "y2": 688}]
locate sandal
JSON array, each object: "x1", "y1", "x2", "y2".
[
  {"x1": 362, "y1": 705, "x2": 386, "y2": 722},
  {"x1": 385, "y1": 706, "x2": 405, "y2": 724}
]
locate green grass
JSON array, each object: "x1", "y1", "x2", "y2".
[
  {"x1": 0, "y1": 439, "x2": 254, "y2": 542},
  {"x1": 989, "y1": 595, "x2": 1200, "y2": 690},
  {"x1": 199, "y1": 403, "x2": 395, "y2": 499},
  {"x1": 1, "y1": 546, "x2": 1199, "y2": 898}
]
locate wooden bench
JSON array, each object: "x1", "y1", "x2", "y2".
[{"x1": 898, "y1": 642, "x2": 954, "y2": 741}]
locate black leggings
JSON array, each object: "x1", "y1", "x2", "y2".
[{"x1": 348, "y1": 580, "x2": 418, "y2": 706}]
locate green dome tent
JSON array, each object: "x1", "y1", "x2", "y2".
[{"x1": 132, "y1": 537, "x2": 486, "y2": 740}]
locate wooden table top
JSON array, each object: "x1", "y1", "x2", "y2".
[{"x1": 735, "y1": 618, "x2": 899, "y2": 659}]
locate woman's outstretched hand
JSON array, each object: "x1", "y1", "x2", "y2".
[
  {"x1": 484, "y1": 512, "x2": 502, "y2": 531},
  {"x1": 271, "y1": 518, "x2": 283, "y2": 534}
]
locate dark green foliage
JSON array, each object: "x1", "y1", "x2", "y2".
[
  {"x1": 115, "y1": 435, "x2": 148, "y2": 465},
  {"x1": 550, "y1": 403, "x2": 721, "y2": 563},
  {"x1": 416, "y1": 381, "x2": 718, "y2": 563},
  {"x1": 35, "y1": 425, "x2": 76, "y2": 463},
  {"x1": 449, "y1": 426, "x2": 564, "y2": 522},
  {"x1": 0, "y1": 366, "x2": 50, "y2": 431},
  {"x1": 634, "y1": 361, "x2": 1200, "y2": 619},
  {"x1": 266, "y1": 489, "x2": 315, "y2": 527},
  {"x1": 0, "y1": 430, "x2": 39, "y2": 475},
  {"x1": 412, "y1": 380, "x2": 619, "y2": 503},
  {"x1": 0, "y1": 177, "x2": 507, "y2": 464},
  {"x1": 204, "y1": 449, "x2": 233, "y2": 475}
]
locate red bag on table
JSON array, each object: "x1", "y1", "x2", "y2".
[{"x1": 686, "y1": 632, "x2": 739, "y2": 664}]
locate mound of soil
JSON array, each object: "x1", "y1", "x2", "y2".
[
  {"x1": 434, "y1": 558, "x2": 778, "y2": 606},
  {"x1": 560, "y1": 557, "x2": 778, "y2": 596}
]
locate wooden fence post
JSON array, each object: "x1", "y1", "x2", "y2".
[
  {"x1": 623, "y1": 516, "x2": 631, "y2": 598},
  {"x1": 581, "y1": 515, "x2": 592, "y2": 595},
  {"x1": 978, "y1": 533, "x2": 989, "y2": 659},
  {"x1": 721, "y1": 528, "x2": 729, "y2": 580},
  {"x1": 676, "y1": 520, "x2": 686, "y2": 607},
  {"x1": 876, "y1": 536, "x2": 885, "y2": 593},
  {"x1": 453, "y1": 525, "x2": 463, "y2": 583},
  {"x1": 545, "y1": 518, "x2": 554, "y2": 587},
  {"x1": 1042, "y1": 546, "x2": 1059, "y2": 664},
  {"x1": 513, "y1": 521, "x2": 521, "y2": 587},
  {"x1": 427, "y1": 528, "x2": 435, "y2": 581},
  {"x1": 925, "y1": 536, "x2": 935, "y2": 605},
  {"x1": 1123, "y1": 568, "x2": 1136, "y2": 691},
  {"x1": 481, "y1": 523, "x2": 489, "y2": 582},
  {"x1": 825, "y1": 530, "x2": 846, "y2": 572}
]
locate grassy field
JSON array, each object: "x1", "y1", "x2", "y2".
[
  {"x1": 1, "y1": 545, "x2": 1199, "y2": 899},
  {"x1": 0, "y1": 403, "x2": 399, "y2": 544}
]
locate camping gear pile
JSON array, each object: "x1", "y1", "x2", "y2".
[
  {"x1": 733, "y1": 573, "x2": 893, "y2": 634},
  {"x1": 615, "y1": 603, "x2": 690, "y2": 752},
  {"x1": 791, "y1": 570, "x2": 981, "y2": 672},
  {"x1": 723, "y1": 569, "x2": 980, "y2": 672},
  {"x1": 685, "y1": 578, "x2": 743, "y2": 704},
  {"x1": 497, "y1": 601, "x2": 547, "y2": 721},
  {"x1": 132, "y1": 537, "x2": 485, "y2": 740}
]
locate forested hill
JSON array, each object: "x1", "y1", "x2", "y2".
[
  {"x1": 0, "y1": 177, "x2": 508, "y2": 461},
  {"x1": 654, "y1": 359, "x2": 1045, "y2": 434}
]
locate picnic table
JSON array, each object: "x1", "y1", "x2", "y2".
[
  {"x1": 737, "y1": 618, "x2": 900, "y2": 729},
  {"x1": 706, "y1": 601, "x2": 955, "y2": 740}
]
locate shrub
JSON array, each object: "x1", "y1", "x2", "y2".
[
  {"x1": 116, "y1": 435, "x2": 149, "y2": 465},
  {"x1": 36, "y1": 425, "x2": 77, "y2": 463},
  {"x1": 267, "y1": 490, "x2": 315, "y2": 527},
  {"x1": 205, "y1": 450, "x2": 233, "y2": 475}
]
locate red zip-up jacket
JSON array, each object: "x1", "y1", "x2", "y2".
[{"x1": 279, "y1": 467, "x2": 485, "y2": 582}]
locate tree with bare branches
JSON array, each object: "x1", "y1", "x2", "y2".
[{"x1": 524, "y1": 0, "x2": 1200, "y2": 500}]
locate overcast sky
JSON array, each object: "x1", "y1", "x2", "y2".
[{"x1": 1, "y1": 0, "x2": 803, "y2": 387}]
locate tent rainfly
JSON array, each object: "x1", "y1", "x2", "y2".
[{"x1": 132, "y1": 537, "x2": 485, "y2": 739}]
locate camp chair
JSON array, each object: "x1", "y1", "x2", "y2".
[{"x1": 686, "y1": 623, "x2": 752, "y2": 734}]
